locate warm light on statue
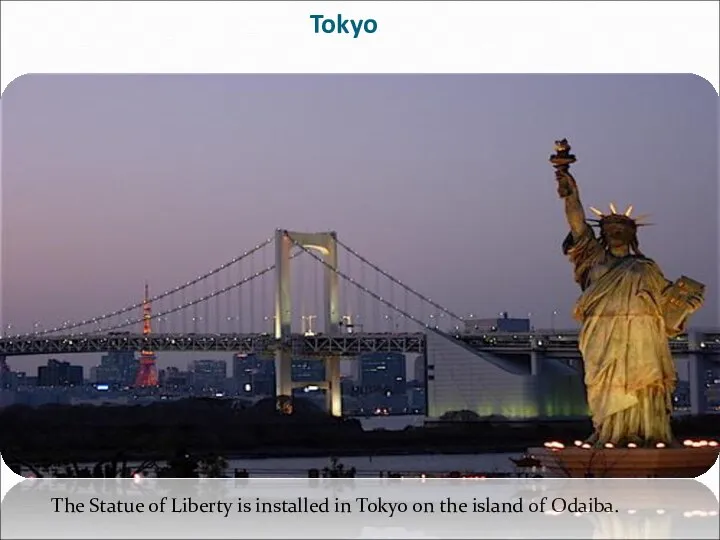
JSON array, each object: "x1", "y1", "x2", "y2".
[
  {"x1": 552, "y1": 138, "x2": 706, "y2": 448},
  {"x1": 527, "y1": 139, "x2": 717, "y2": 478}
]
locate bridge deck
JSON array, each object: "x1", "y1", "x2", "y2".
[{"x1": 0, "y1": 331, "x2": 718, "y2": 357}]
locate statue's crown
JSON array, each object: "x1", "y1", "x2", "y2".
[{"x1": 588, "y1": 203, "x2": 651, "y2": 228}]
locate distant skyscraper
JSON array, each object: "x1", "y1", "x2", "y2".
[
  {"x1": 94, "y1": 351, "x2": 138, "y2": 386},
  {"x1": 0, "y1": 356, "x2": 10, "y2": 390},
  {"x1": 232, "y1": 355, "x2": 328, "y2": 396},
  {"x1": 292, "y1": 359, "x2": 325, "y2": 382},
  {"x1": 162, "y1": 366, "x2": 191, "y2": 389},
  {"x1": 413, "y1": 355, "x2": 426, "y2": 383},
  {"x1": 464, "y1": 312, "x2": 530, "y2": 334},
  {"x1": 37, "y1": 359, "x2": 83, "y2": 387},
  {"x1": 190, "y1": 359, "x2": 227, "y2": 391},
  {"x1": 233, "y1": 354, "x2": 274, "y2": 396},
  {"x1": 358, "y1": 352, "x2": 406, "y2": 393}
]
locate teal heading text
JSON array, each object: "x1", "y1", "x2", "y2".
[{"x1": 310, "y1": 14, "x2": 377, "y2": 38}]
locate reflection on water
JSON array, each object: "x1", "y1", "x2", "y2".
[
  {"x1": 222, "y1": 453, "x2": 521, "y2": 477},
  {"x1": 17, "y1": 453, "x2": 522, "y2": 478}
]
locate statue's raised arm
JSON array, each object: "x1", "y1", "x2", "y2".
[
  {"x1": 550, "y1": 139, "x2": 587, "y2": 239},
  {"x1": 551, "y1": 139, "x2": 605, "y2": 290},
  {"x1": 548, "y1": 138, "x2": 709, "y2": 451}
]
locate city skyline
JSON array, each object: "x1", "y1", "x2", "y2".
[
  {"x1": 9, "y1": 351, "x2": 423, "y2": 382},
  {"x1": 1, "y1": 74, "x2": 718, "y2": 372}
]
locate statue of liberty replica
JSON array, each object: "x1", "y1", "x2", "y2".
[{"x1": 552, "y1": 139, "x2": 705, "y2": 448}]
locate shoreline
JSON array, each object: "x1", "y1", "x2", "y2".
[
  {"x1": 6, "y1": 444, "x2": 531, "y2": 466},
  {"x1": 221, "y1": 445, "x2": 529, "y2": 461},
  {"x1": 3, "y1": 401, "x2": 718, "y2": 466}
]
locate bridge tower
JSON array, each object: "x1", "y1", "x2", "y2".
[
  {"x1": 134, "y1": 282, "x2": 158, "y2": 387},
  {"x1": 275, "y1": 229, "x2": 341, "y2": 416}
]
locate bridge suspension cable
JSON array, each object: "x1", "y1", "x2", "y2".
[
  {"x1": 27, "y1": 237, "x2": 274, "y2": 337},
  {"x1": 335, "y1": 238, "x2": 466, "y2": 324},
  {"x1": 289, "y1": 236, "x2": 451, "y2": 336},
  {"x1": 74, "y1": 263, "x2": 277, "y2": 335},
  {"x1": 65, "y1": 249, "x2": 302, "y2": 336}
]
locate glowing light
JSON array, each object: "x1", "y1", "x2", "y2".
[
  {"x1": 683, "y1": 439, "x2": 694, "y2": 446},
  {"x1": 573, "y1": 440, "x2": 583, "y2": 447},
  {"x1": 656, "y1": 509, "x2": 666, "y2": 515},
  {"x1": 708, "y1": 441, "x2": 718, "y2": 447},
  {"x1": 627, "y1": 443, "x2": 637, "y2": 448},
  {"x1": 698, "y1": 440, "x2": 708, "y2": 447},
  {"x1": 581, "y1": 443, "x2": 591, "y2": 449},
  {"x1": 655, "y1": 442, "x2": 666, "y2": 448},
  {"x1": 604, "y1": 443, "x2": 614, "y2": 449}
]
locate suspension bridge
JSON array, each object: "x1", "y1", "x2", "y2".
[{"x1": 1, "y1": 230, "x2": 718, "y2": 418}]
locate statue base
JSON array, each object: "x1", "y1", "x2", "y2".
[{"x1": 527, "y1": 446, "x2": 719, "y2": 478}]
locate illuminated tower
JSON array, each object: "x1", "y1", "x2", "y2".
[{"x1": 134, "y1": 282, "x2": 158, "y2": 387}]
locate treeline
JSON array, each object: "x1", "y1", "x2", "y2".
[{"x1": 1, "y1": 398, "x2": 718, "y2": 464}]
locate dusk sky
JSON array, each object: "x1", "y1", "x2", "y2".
[{"x1": 1, "y1": 74, "x2": 717, "y2": 372}]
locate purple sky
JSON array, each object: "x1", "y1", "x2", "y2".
[{"x1": 1, "y1": 74, "x2": 718, "y2": 372}]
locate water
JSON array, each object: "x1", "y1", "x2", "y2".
[
  {"x1": 224, "y1": 453, "x2": 520, "y2": 477},
  {"x1": 17, "y1": 416, "x2": 523, "y2": 478},
  {"x1": 17, "y1": 453, "x2": 522, "y2": 478},
  {"x1": 354, "y1": 415, "x2": 426, "y2": 431}
]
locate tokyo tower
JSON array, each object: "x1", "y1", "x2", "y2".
[{"x1": 134, "y1": 282, "x2": 158, "y2": 387}]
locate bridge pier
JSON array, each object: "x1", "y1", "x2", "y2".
[
  {"x1": 325, "y1": 357, "x2": 342, "y2": 417},
  {"x1": 687, "y1": 332, "x2": 708, "y2": 416},
  {"x1": 530, "y1": 349, "x2": 542, "y2": 377},
  {"x1": 530, "y1": 343, "x2": 545, "y2": 417},
  {"x1": 275, "y1": 349, "x2": 293, "y2": 400}
]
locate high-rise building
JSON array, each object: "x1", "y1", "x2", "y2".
[
  {"x1": 292, "y1": 359, "x2": 325, "y2": 382},
  {"x1": 190, "y1": 359, "x2": 227, "y2": 391},
  {"x1": 0, "y1": 356, "x2": 10, "y2": 390},
  {"x1": 232, "y1": 354, "x2": 328, "y2": 396},
  {"x1": 94, "y1": 351, "x2": 138, "y2": 386},
  {"x1": 357, "y1": 352, "x2": 406, "y2": 393},
  {"x1": 463, "y1": 312, "x2": 531, "y2": 334},
  {"x1": 162, "y1": 366, "x2": 191, "y2": 390},
  {"x1": 413, "y1": 355, "x2": 426, "y2": 383},
  {"x1": 37, "y1": 359, "x2": 83, "y2": 387},
  {"x1": 233, "y1": 354, "x2": 275, "y2": 396}
]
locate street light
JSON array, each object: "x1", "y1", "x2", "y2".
[
  {"x1": 302, "y1": 315, "x2": 317, "y2": 336},
  {"x1": 263, "y1": 315, "x2": 276, "y2": 334},
  {"x1": 551, "y1": 310, "x2": 558, "y2": 331},
  {"x1": 192, "y1": 316, "x2": 203, "y2": 333},
  {"x1": 340, "y1": 315, "x2": 354, "y2": 334}
]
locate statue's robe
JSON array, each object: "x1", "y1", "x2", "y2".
[{"x1": 563, "y1": 226, "x2": 676, "y2": 445}]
